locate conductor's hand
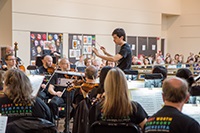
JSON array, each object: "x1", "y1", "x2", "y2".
[
  {"x1": 92, "y1": 47, "x2": 100, "y2": 56},
  {"x1": 100, "y1": 46, "x2": 107, "y2": 55}
]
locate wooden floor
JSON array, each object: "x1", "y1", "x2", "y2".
[{"x1": 57, "y1": 118, "x2": 73, "y2": 133}]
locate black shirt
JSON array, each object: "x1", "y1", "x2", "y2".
[
  {"x1": 0, "y1": 94, "x2": 52, "y2": 123},
  {"x1": 117, "y1": 43, "x2": 132, "y2": 70},
  {"x1": 145, "y1": 105, "x2": 200, "y2": 133}
]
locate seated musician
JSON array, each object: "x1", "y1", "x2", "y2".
[
  {"x1": 0, "y1": 69, "x2": 53, "y2": 123},
  {"x1": 2, "y1": 53, "x2": 17, "y2": 71},
  {"x1": 36, "y1": 55, "x2": 54, "y2": 101},
  {"x1": 48, "y1": 58, "x2": 71, "y2": 120},
  {"x1": 48, "y1": 42, "x2": 61, "y2": 57},
  {"x1": 1, "y1": 46, "x2": 22, "y2": 70},
  {"x1": 72, "y1": 65, "x2": 99, "y2": 133},
  {"x1": 37, "y1": 55, "x2": 53, "y2": 75},
  {"x1": 90, "y1": 68, "x2": 148, "y2": 130}
]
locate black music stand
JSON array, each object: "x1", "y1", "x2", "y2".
[{"x1": 54, "y1": 71, "x2": 75, "y2": 133}]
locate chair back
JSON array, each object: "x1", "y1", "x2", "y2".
[
  {"x1": 90, "y1": 120, "x2": 141, "y2": 133},
  {"x1": 6, "y1": 117, "x2": 57, "y2": 133},
  {"x1": 123, "y1": 69, "x2": 139, "y2": 81}
]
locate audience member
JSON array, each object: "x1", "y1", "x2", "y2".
[
  {"x1": 145, "y1": 77, "x2": 200, "y2": 133},
  {"x1": 0, "y1": 69, "x2": 52, "y2": 123},
  {"x1": 105, "y1": 60, "x2": 116, "y2": 67},
  {"x1": 75, "y1": 55, "x2": 85, "y2": 67},
  {"x1": 152, "y1": 65, "x2": 168, "y2": 81},
  {"x1": 176, "y1": 68, "x2": 196, "y2": 103},
  {"x1": 92, "y1": 58, "x2": 102, "y2": 70},
  {"x1": 84, "y1": 58, "x2": 92, "y2": 67}
]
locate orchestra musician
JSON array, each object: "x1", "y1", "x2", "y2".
[
  {"x1": 48, "y1": 42, "x2": 61, "y2": 57},
  {"x1": 48, "y1": 58, "x2": 71, "y2": 119},
  {"x1": 2, "y1": 54, "x2": 17, "y2": 71},
  {"x1": 36, "y1": 55, "x2": 54, "y2": 101},
  {"x1": 1, "y1": 46, "x2": 22, "y2": 70},
  {"x1": 72, "y1": 65, "x2": 99, "y2": 133},
  {"x1": 0, "y1": 69, "x2": 53, "y2": 123}
]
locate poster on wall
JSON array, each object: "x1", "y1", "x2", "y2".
[
  {"x1": 30, "y1": 32, "x2": 47, "y2": 60},
  {"x1": 68, "y1": 34, "x2": 95, "y2": 64},
  {"x1": 47, "y1": 33, "x2": 63, "y2": 55}
]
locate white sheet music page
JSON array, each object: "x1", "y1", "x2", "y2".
[
  {"x1": 0, "y1": 116, "x2": 8, "y2": 133},
  {"x1": 28, "y1": 75, "x2": 44, "y2": 97}
]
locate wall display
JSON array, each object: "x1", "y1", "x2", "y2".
[
  {"x1": 68, "y1": 34, "x2": 95, "y2": 64},
  {"x1": 48, "y1": 32, "x2": 63, "y2": 55},
  {"x1": 30, "y1": 32, "x2": 63, "y2": 62},
  {"x1": 30, "y1": 32, "x2": 46, "y2": 60}
]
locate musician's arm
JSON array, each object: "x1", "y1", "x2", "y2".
[
  {"x1": 48, "y1": 84, "x2": 62, "y2": 97},
  {"x1": 96, "y1": 54, "x2": 122, "y2": 62}
]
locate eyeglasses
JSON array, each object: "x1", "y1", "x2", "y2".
[{"x1": 6, "y1": 59, "x2": 16, "y2": 61}]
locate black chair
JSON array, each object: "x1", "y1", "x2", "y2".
[
  {"x1": 27, "y1": 65, "x2": 38, "y2": 75},
  {"x1": 123, "y1": 69, "x2": 139, "y2": 81},
  {"x1": 6, "y1": 117, "x2": 57, "y2": 133},
  {"x1": 90, "y1": 120, "x2": 141, "y2": 133},
  {"x1": 144, "y1": 73, "x2": 163, "y2": 88}
]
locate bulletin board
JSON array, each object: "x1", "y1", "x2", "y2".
[
  {"x1": 30, "y1": 32, "x2": 63, "y2": 63},
  {"x1": 68, "y1": 34, "x2": 95, "y2": 64}
]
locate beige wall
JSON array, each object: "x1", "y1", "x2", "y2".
[
  {"x1": 0, "y1": 0, "x2": 186, "y2": 65},
  {"x1": 0, "y1": 0, "x2": 12, "y2": 47},
  {"x1": 166, "y1": 0, "x2": 200, "y2": 60}
]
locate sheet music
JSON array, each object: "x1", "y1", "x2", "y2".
[
  {"x1": 129, "y1": 88, "x2": 163, "y2": 116},
  {"x1": 28, "y1": 75, "x2": 44, "y2": 97},
  {"x1": 0, "y1": 116, "x2": 8, "y2": 133},
  {"x1": 182, "y1": 104, "x2": 200, "y2": 124}
]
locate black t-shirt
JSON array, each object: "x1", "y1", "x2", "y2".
[
  {"x1": 145, "y1": 106, "x2": 200, "y2": 133},
  {"x1": 0, "y1": 94, "x2": 52, "y2": 123},
  {"x1": 49, "y1": 73, "x2": 73, "y2": 98},
  {"x1": 37, "y1": 66, "x2": 48, "y2": 75},
  {"x1": 117, "y1": 43, "x2": 132, "y2": 70},
  {"x1": 90, "y1": 101, "x2": 148, "y2": 126}
]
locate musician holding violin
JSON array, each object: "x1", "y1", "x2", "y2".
[
  {"x1": 36, "y1": 55, "x2": 55, "y2": 101},
  {"x1": 72, "y1": 65, "x2": 99, "y2": 133},
  {"x1": 47, "y1": 58, "x2": 72, "y2": 132}
]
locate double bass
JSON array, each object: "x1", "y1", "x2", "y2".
[{"x1": 14, "y1": 42, "x2": 26, "y2": 72}]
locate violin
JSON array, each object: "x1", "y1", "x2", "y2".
[
  {"x1": 67, "y1": 82, "x2": 99, "y2": 93},
  {"x1": 47, "y1": 64, "x2": 57, "y2": 74}
]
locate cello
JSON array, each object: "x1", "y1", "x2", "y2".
[{"x1": 14, "y1": 42, "x2": 26, "y2": 72}]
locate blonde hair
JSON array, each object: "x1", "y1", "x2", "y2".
[
  {"x1": 103, "y1": 68, "x2": 135, "y2": 118},
  {"x1": 3, "y1": 69, "x2": 34, "y2": 105}
]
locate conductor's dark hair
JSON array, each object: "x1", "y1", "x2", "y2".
[{"x1": 112, "y1": 28, "x2": 126, "y2": 41}]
